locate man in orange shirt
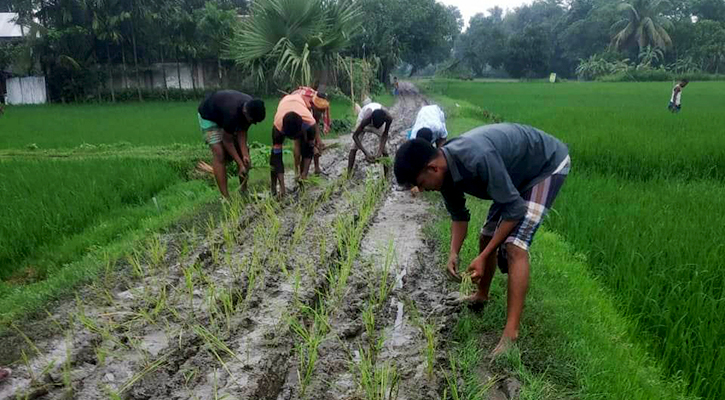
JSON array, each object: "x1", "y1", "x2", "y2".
[
  {"x1": 271, "y1": 94, "x2": 319, "y2": 196},
  {"x1": 291, "y1": 86, "x2": 331, "y2": 175}
]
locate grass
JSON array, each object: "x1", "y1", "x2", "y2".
[
  {"x1": 422, "y1": 79, "x2": 725, "y2": 180},
  {"x1": 0, "y1": 97, "x2": 358, "y2": 149},
  {"x1": 0, "y1": 89, "x2": 391, "y2": 151},
  {"x1": 545, "y1": 172, "x2": 725, "y2": 399},
  {"x1": 431, "y1": 210, "x2": 693, "y2": 400},
  {"x1": 421, "y1": 84, "x2": 709, "y2": 398},
  {"x1": 0, "y1": 158, "x2": 186, "y2": 281},
  {"x1": 0, "y1": 167, "x2": 275, "y2": 326}
]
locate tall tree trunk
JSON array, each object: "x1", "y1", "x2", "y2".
[
  {"x1": 176, "y1": 47, "x2": 182, "y2": 90},
  {"x1": 217, "y1": 58, "x2": 223, "y2": 87},
  {"x1": 189, "y1": 57, "x2": 197, "y2": 91},
  {"x1": 121, "y1": 41, "x2": 129, "y2": 89},
  {"x1": 130, "y1": 18, "x2": 142, "y2": 101},
  {"x1": 160, "y1": 49, "x2": 168, "y2": 100},
  {"x1": 97, "y1": 65, "x2": 102, "y2": 103},
  {"x1": 106, "y1": 42, "x2": 116, "y2": 102}
]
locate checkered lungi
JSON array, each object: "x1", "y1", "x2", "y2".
[{"x1": 480, "y1": 155, "x2": 570, "y2": 251}]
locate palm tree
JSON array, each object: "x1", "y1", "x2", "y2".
[
  {"x1": 228, "y1": 0, "x2": 362, "y2": 88},
  {"x1": 611, "y1": 0, "x2": 673, "y2": 53}
]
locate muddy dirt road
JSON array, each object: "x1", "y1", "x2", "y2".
[{"x1": 0, "y1": 83, "x2": 495, "y2": 400}]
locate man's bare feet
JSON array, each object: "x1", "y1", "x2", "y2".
[
  {"x1": 467, "y1": 292, "x2": 490, "y2": 304},
  {"x1": 490, "y1": 335, "x2": 516, "y2": 358},
  {"x1": 445, "y1": 292, "x2": 491, "y2": 310},
  {"x1": 0, "y1": 367, "x2": 12, "y2": 382}
]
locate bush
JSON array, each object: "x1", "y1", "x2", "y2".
[
  {"x1": 598, "y1": 69, "x2": 725, "y2": 82},
  {"x1": 329, "y1": 117, "x2": 353, "y2": 135},
  {"x1": 598, "y1": 68, "x2": 671, "y2": 82},
  {"x1": 96, "y1": 88, "x2": 209, "y2": 103}
]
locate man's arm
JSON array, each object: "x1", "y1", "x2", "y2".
[
  {"x1": 352, "y1": 116, "x2": 375, "y2": 161},
  {"x1": 237, "y1": 130, "x2": 251, "y2": 168},
  {"x1": 447, "y1": 220, "x2": 468, "y2": 276},
  {"x1": 222, "y1": 131, "x2": 245, "y2": 173},
  {"x1": 442, "y1": 184, "x2": 470, "y2": 278}
]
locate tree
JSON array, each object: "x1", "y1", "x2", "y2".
[
  {"x1": 84, "y1": 0, "x2": 128, "y2": 102},
  {"x1": 397, "y1": 2, "x2": 462, "y2": 75},
  {"x1": 556, "y1": 0, "x2": 619, "y2": 75},
  {"x1": 348, "y1": 0, "x2": 461, "y2": 81},
  {"x1": 611, "y1": 0, "x2": 674, "y2": 53},
  {"x1": 688, "y1": 19, "x2": 725, "y2": 73},
  {"x1": 454, "y1": 8, "x2": 507, "y2": 76},
  {"x1": 195, "y1": 2, "x2": 238, "y2": 84},
  {"x1": 503, "y1": 26, "x2": 549, "y2": 78},
  {"x1": 229, "y1": 0, "x2": 362, "y2": 88}
]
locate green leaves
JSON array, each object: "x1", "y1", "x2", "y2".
[
  {"x1": 228, "y1": 0, "x2": 362, "y2": 87},
  {"x1": 612, "y1": 0, "x2": 673, "y2": 52}
]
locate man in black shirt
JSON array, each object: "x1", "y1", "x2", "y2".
[{"x1": 198, "y1": 90, "x2": 266, "y2": 198}]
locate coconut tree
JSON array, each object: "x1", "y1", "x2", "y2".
[
  {"x1": 611, "y1": 0, "x2": 673, "y2": 53},
  {"x1": 228, "y1": 0, "x2": 362, "y2": 89}
]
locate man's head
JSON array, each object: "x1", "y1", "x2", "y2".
[
  {"x1": 312, "y1": 92, "x2": 330, "y2": 115},
  {"x1": 282, "y1": 112, "x2": 303, "y2": 138},
  {"x1": 243, "y1": 99, "x2": 266, "y2": 124},
  {"x1": 416, "y1": 128, "x2": 433, "y2": 143},
  {"x1": 371, "y1": 109, "x2": 387, "y2": 129},
  {"x1": 680, "y1": 79, "x2": 689, "y2": 87},
  {"x1": 394, "y1": 139, "x2": 447, "y2": 191}
]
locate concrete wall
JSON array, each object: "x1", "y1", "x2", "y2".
[
  {"x1": 106, "y1": 62, "x2": 222, "y2": 91},
  {"x1": 5, "y1": 76, "x2": 47, "y2": 104}
]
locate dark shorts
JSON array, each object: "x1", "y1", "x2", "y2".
[
  {"x1": 480, "y1": 156, "x2": 570, "y2": 253},
  {"x1": 668, "y1": 102, "x2": 681, "y2": 113},
  {"x1": 270, "y1": 149, "x2": 284, "y2": 175}
]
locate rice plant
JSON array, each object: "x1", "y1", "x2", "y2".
[
  {"x1": 357, "y1": 346, "x2": 400, "y2": 400},
  {"x1": 289, "y1": 301, "x2": 330, "y2": 398}
]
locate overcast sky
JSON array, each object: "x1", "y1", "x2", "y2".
[{"x1": 438, "y1": 0, "x2": 533, "y2": 29}]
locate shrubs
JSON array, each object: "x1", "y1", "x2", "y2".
[
  {"x1": 577, "y1": 53, "x2": 725, "y2": 82},
  {"x1": 597, "y1": 68, "x2": 671, "y2": 82}
]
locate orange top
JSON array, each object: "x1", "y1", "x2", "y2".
[
  {"x1": 273, "y1": 94, "x2": 317, "y2": 132},
  {"x1": 292, "y1": 86, "x2": 331, "y2": 134}
]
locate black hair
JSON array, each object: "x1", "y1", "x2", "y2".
[
  {"x1": 372, "y1": 109, "x2": 387, "y2": 128},
  {"x1": 245, "y1": 99, "x2": 266, "y2": 123},
  {"x1": 416, "y1": 128, "x2": 433, "y2": 143},
  {"x1": 394, "y1": 139, "x2": 438, "y2": 186},
  {"x1": 282, "y1": 112, "x2": 303, "y2": 138},
  {"x1": 680, "y1": 79, "x2": 689, "y2": 84}
]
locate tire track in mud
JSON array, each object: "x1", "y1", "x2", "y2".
[{"x1": 1, "y1": 84, "x2": 468, "y2": 400}]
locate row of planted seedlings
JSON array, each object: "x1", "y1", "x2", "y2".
[
  {"x1": 144, "y1": 178, "x2": 355, "y2": 398},
  {"x1": 284, "y1": 171, "x2": 409, "y2": 400},
  {"x1": 7, "y1": 180, "x2": 338, "y2": 399},
  {"x1": 168, "y1": 176, "x2": 356, "y2": 398}
]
